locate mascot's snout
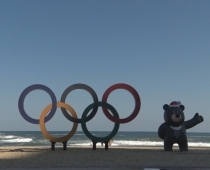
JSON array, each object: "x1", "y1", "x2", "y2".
[{"x1": 172, "y1": 114, "x2": 182, "y2": 122}]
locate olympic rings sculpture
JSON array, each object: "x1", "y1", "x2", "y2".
[{"x1": 18, "y1": 83, "x2": 141, "y2": 150}]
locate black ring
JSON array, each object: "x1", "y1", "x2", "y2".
[
  {"x1": 60, "y1": 84, "x2": 98, "y2": 123},
  {"x1": 81, "y1": 102, "x2": 120, "y2": 143}
]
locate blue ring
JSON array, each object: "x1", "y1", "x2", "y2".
[{"x1": 18, "y1": 84, "x2": 57, "y2": 124}]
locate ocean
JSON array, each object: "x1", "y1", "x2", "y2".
[{"x1": 0, "y1": 131, "x2": 210, "y2": 147}]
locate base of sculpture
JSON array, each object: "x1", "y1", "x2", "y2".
[
  {"x1": 92, "y1": 141, "x2": 109, "y2": 150},
  {"x1": 50, "y1": 141, "x2": 68, "y2": 150}
]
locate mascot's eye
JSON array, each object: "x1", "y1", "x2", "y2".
[
  {"x1": 173, "y1": 111, "x2": 176, "y2": 114},
  {"x1": 176, "y1": 111, "x2": 179, "y2": 114}
]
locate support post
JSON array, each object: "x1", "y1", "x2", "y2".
[
  {"x1": 62, "y1": 141, "x2": 67, "y2": 151},
  {"x1": 105, "y1": 141, "x2": 109, "y2": 150},
  {"x1": 50, "y1": 141, "x2": 56, "y2": 151},
  {"x1": 92, "y1": 141, "x2": 97, "y2": 150}
]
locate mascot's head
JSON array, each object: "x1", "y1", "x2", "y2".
[{"x1": 163, "y1": 101, "x2": 185, "y2": 126}]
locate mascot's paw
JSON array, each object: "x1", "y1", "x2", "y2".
[{"x1": 193, "y1": 113, "x2": 204, "y2": 123}]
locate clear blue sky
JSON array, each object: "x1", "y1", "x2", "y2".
[{"x1": 0, "y1": 0, "x2": 209, "y2": 132}]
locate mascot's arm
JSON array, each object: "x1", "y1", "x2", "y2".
[
  {"x1": 158, "y1": 123, "x2": 166, "y2": 139},
  {"x1": 184, "y1": 113, "x2": 204, "y2": 129}
]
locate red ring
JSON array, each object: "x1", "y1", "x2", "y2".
[{"x1": 102, "y1": 83, "x2": 141, "y2": 124}]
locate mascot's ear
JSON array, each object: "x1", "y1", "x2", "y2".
[
  {"x1": 163, "y1": 104, "x2": 169, "y2": 111},
  {"x1": 180, "y1": 105, "x2": 185, "y2": 110}
]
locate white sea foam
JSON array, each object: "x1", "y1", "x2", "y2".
[
  {"x1": 72, "y1": 142, "x2": 118, "y2": 146},
  {"x1": 188, "y1": 142, "x2": 210, "y2": 147},
  {"x1": 113, "y1": 140, "x2": 163, "y2": 146},
  {"x1": 0, "y1": 135, "x2": 17, "y2": 139},
  {"x1": 4, "y1": 135, "x2": 16, "y2": 139},
  {"x1": 70, "y1": 140, "x2": 210, "y2": 147},
  {"x1": 0, "y1": 138, "x2": 32, "y2": 143},
  {"x1": 73, "y1": 143, "x2": 92, "y2": 146}
]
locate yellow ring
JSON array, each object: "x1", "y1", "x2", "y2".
[{"x1": 39, "y1": 102, "x2": 78, "y2": 142}]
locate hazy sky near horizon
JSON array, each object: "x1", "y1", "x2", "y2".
[{"x1": 0, "y1": 0, "x2": 210, "y2": 133}]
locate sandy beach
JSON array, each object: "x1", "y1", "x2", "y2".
[{"x1": 0, "y1": 145, "x2": 209, "y2": 170}]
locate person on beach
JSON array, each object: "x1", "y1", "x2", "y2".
[{"x1": 101, "y1": 140, "x2": 112, "y2": 146}]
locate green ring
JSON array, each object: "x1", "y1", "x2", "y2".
[{"x1": 81, "y1": 102, "x2": 120, "y2": 142}]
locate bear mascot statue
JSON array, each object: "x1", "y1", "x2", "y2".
[{"x1": 158, "y1": 101, "x2": 203, "y2": 151}]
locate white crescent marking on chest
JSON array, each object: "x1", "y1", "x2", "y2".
[{"x1": 170, "y1": 125, "x2": 182, "y2": 130}]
